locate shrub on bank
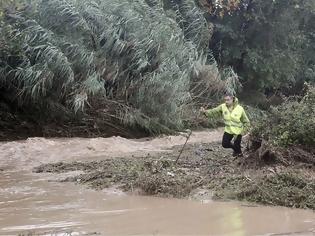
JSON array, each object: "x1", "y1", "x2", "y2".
[{"x1": 251, "y1": 85, "x2": 315, "y2": 149}]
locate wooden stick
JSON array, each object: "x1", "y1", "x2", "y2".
[{"x1": 175, "y1": 130, "x2": 192, "y2": 164}]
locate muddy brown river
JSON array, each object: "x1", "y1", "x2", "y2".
[{"x1": 0, "y1": 129, "x2": 314, "y2": 235}]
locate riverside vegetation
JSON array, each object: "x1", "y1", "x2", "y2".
[{"x1": 1, "y1": 0, "x2": 314, "y2": 209}]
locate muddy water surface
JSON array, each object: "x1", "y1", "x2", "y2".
[{"x1": 0, "y1": 129, "x2": 314, "y2": 235}]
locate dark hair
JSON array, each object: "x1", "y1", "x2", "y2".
[
  {"x1": 224, "y1": 92, "x2": 234, "y2": 97},
  {"x1": 224, "y1": 92, "x2": 235, "y2": 101}
]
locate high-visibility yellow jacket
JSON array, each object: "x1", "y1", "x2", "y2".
[{"x1": 205, "y1": 98, "x2": 250, "y2": 135}]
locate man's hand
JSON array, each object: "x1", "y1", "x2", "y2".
[{"x1": 243, "y1": 133, "x2": 250, "y2": 139}]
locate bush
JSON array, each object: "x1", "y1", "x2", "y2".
[{"x1": 251, "y1": 84, "x2": 315, "y2": 148}]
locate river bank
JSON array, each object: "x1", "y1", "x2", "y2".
[
  {"x1": 1, "y1": 130, "x2": 314, "y2": 235},
  {"x1": 33, "y1": 136, "x2": 315, "y2": 210}
]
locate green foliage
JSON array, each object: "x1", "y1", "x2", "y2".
[
  {"x1": 209, "y1": 0, "x2": 315, "y2": 92},
  {"x1": 252, "y1": 85, "x2": 315, "y2": 147},
  {"x1": 0, "y1": 0, "x2": 235, "y2": 134}
]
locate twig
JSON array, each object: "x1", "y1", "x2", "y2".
[{"x1": 175, "y1": 130, "x2": 192, "y2": 164}]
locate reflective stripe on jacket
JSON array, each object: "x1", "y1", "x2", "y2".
[{"x1": 205, "y1": 98, "x2": 250, "y2": 135}]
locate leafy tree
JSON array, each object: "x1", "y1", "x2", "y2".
[{"x1": 205, "y1": 0, "x2": 315, "y2": 92}]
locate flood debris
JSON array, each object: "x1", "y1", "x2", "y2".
[
  {"x1": 34, "y1": 142, "x2": 315, "y2": 210},
  {"x1": 18, "y1": 230, "x2": 100, "y2": 235}
]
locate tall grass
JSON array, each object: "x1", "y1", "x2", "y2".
[{"x1": 0, "y1": 0, "x2": 239, "y2": 134}]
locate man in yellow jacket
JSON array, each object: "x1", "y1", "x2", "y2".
[{"x1": 200, "y1": 93, "x2": 250, "y2": 157}]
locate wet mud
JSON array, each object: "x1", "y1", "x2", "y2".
[{"x1": 34, "y1": 142, "x2": 315, "y2": 210}]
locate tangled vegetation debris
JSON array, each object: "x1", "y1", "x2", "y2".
[{"x1": 34, "y1": 141, "x2": 315, "y2": 210}]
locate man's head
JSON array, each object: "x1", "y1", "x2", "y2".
[{"x1": 224, "y1": 92, "x2": 234, "y2": 106}]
